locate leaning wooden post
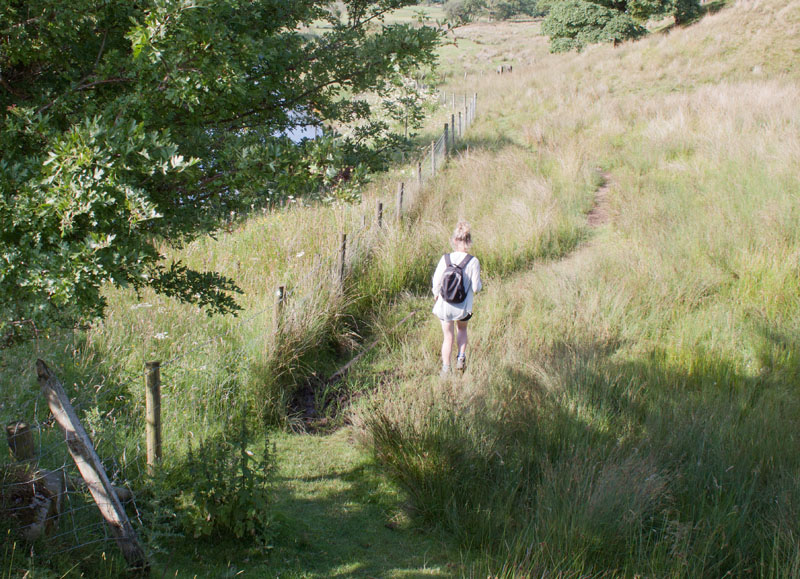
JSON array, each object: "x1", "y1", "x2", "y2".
[
  {"x1": 339, "y1": 233, "x2": 347, "y2": 284},
  {"x1": 444, "y1": 124, "x2": 449, "y2": 156},
  {"x1": 6, "y1": 421, "x2": 35, "y2": 461},
  {"x1": 145, "y1": 361, "x2": 162, "y2": 476},
  {"x1": 37, "y1": 360, "x2": 148, "y2": 572},
  {"x1": 376, "y1": 201, "x2": 383, "y2": 228},
  {"x1": 274, "y1": 285, "x2": 286, "y2": 333},
  {"x1": 396, "y1": 182, "x2": 404, "y2": 222}
]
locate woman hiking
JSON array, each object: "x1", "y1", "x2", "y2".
[{"x1": 432, "y1": 221, "x2": 482, "y2": 375}]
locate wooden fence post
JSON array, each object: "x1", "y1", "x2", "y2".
[
  {"x1": 145, "y1": 361, "x2": 162, "y2": 476},
  {"x1": 417, "y1": 160, "x2": 422, "y2": 187},
  {"x1": 431, "y1": 140, "x2": 436, "y2": 176},
  {"x1": 451, "y1": 113, "x2": 456, "y2": 149},
  {"x1": 37, "y1": 359, "x2": 148, "y2": 572},
  {"x1": 444, "y1": 124, "x2": 449, "y2": 156},
  {"x1": 6, "y1": 421, "x2": 35, "y2": 461},
  {"x1": 274, "y1": 285, "x2": 286, "y2": 332},
  {"x1": 397, "y1": 182, "x2": 404, "y2": 222},
  {"x1": 376, "y1": 201, "x2": 383, "y2": 228},
  {"x1": 458, "y1": 111, "x2": 462, "y2": 138},
  {"x1": 339, "y1": 233, "x2": 347, "y2": 284}
]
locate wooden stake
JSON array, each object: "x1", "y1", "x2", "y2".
[
  {"x1": 145, "y1": 361, "x2": 162, "y2": 476},
  {"x1": 444, "y1": 124, "x2": 449, "y2": 157},
  {"x1": 37, "y1": 360, "x2": 148, "y2": 572},
  {"x1": 396, "y1": 182, "x2": 404, "y2": 222},
  {"x1": 274, "y1": 285, "x2": 286, "y2": 333},
  {"x1": 376, "y1": 200, "x2": 383, "y2": 228},
  {"x1": 6, "y1": 421, "x2": 35, "y2": 461},
  {"x1": 431, "y1": 140, "x2": 436, "y2": 176},
  {"x1": 339, "y1": 233, "x2": 347, "y2": 284}
]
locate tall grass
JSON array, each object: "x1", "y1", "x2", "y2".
[
  {"x1": 359, "y1": 0, "x2": 800, "y2": 576},
  {"x1": 3, "y1": 0, "x2": 799, "y2": 574}
]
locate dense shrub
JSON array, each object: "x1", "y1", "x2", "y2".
[
  {"x1": 445, "y1": 0, "x2": 542, "y2": 24},
  {"x1": 142, "y1": 421, "x2": 276, "y2": 546}
]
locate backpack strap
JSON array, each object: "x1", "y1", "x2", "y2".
[
  {"x1": 444, "y1": 253, "x2": 452, "y2": 267},
  {"x1": 457, "y1": 254, "x2": 473, "y2": 268}
]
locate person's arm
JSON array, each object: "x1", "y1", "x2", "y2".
[{"x1": 470, "y1": 259, "x2": 482, "y2": 293}]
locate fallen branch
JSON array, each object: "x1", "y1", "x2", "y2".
[{"x1": 328, "y1": 311, "x2": 417, "y2": 385}]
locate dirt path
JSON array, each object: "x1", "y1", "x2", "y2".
[{"x1": 587, "y1": 172, "x2": 613, "y2": 228}]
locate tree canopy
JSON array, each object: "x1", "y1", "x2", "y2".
[
  {"x1": 0, "y1": 0, "x2": 442, "y2": 335},
  {"x1": 541, "y1": 0, "x2": 701, "y2": 52}
]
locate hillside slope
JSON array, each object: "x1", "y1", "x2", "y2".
[
  {"x1": 2, "y1": 0, "x2": 799, "y2": 576},
  {"x1": 359, "y1": 0, "x2": 800, "y2": 576}
]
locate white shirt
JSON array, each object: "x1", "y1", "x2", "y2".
[{"x1": 431, "y1": 251, "x2": 482, "y2": 321}]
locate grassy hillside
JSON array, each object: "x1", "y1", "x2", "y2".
[
  {"x1": 2, "y1": 0, "x2": 799, "y2": 575},
  {"x1": 360, "y1": 0, "x2": 800, "y2": 576}
]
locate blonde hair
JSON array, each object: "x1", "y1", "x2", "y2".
[{"x1": 451, "y1": 220, "x2": 472, "y2": 249}]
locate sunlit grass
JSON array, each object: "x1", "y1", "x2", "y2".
[
  {"x1": 359, "y1": 0, "x2": 800, "y2": 576},
  {"x1": 3, "y1": 0, "x2": 800, "y2": 575}
]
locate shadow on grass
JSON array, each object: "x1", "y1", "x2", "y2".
[
  {"x1": 263, "y1": 460, "x2": 457, "y2": 578},
  {"x1": 368, "y1": 327, "x2": 800, "y2": 575}
]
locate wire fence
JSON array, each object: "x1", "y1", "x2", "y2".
[
  {"x1": 1, "y1": 88, "x2": 479, "y2": 571},
  {"x1": 2, "y1": 391, "x2": 147, "y2": 567}
]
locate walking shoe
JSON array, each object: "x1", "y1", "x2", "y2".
[
  {"x1": 440, "y1": 364, "x2": 451, "y2": 378},
  {"x1": 455, "y1": 354, "x2": 466, "y2": 372}
]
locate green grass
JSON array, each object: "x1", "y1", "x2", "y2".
[
  {"x1": 152, "y1": 429, "x2": 460, "y2": 578},
  {"x1": 4, "y1": 0, "x2": 800, "y2": 576}
]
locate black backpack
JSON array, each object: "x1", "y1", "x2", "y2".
[{"x1": 440, "y1": 253, "x2": 473, "y2": 304}]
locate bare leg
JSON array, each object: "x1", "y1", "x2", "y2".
[
  {"x1": 441, "y1": 320, "x2": 455, "y2": 368},
  {"x1": 456, "y1": 320, "x2": 469, "y2": 357}
]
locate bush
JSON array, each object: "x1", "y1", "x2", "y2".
[
  {"x1": 672, "y1": 0, "x2": 702, "y2": 24},
  {"x1": 142, "y1": 419, "x2": 276, "y2": 546},
  {"x1": 542, "y1": 0, "x2": 646, "y2": 52},
  {"x1": 445, "y1": 0, "x2": 474, "y2": 24},
  {"x1": 445, "y1": 0, "x2": 542, "y2": 24}
]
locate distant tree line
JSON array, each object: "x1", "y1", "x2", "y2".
[
  {"x1": 438, "y1": 0, "x2": 702, "y2": 50},
  {"x1": 443, "y1": 0, "x2": 544, "y2": 24}
]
